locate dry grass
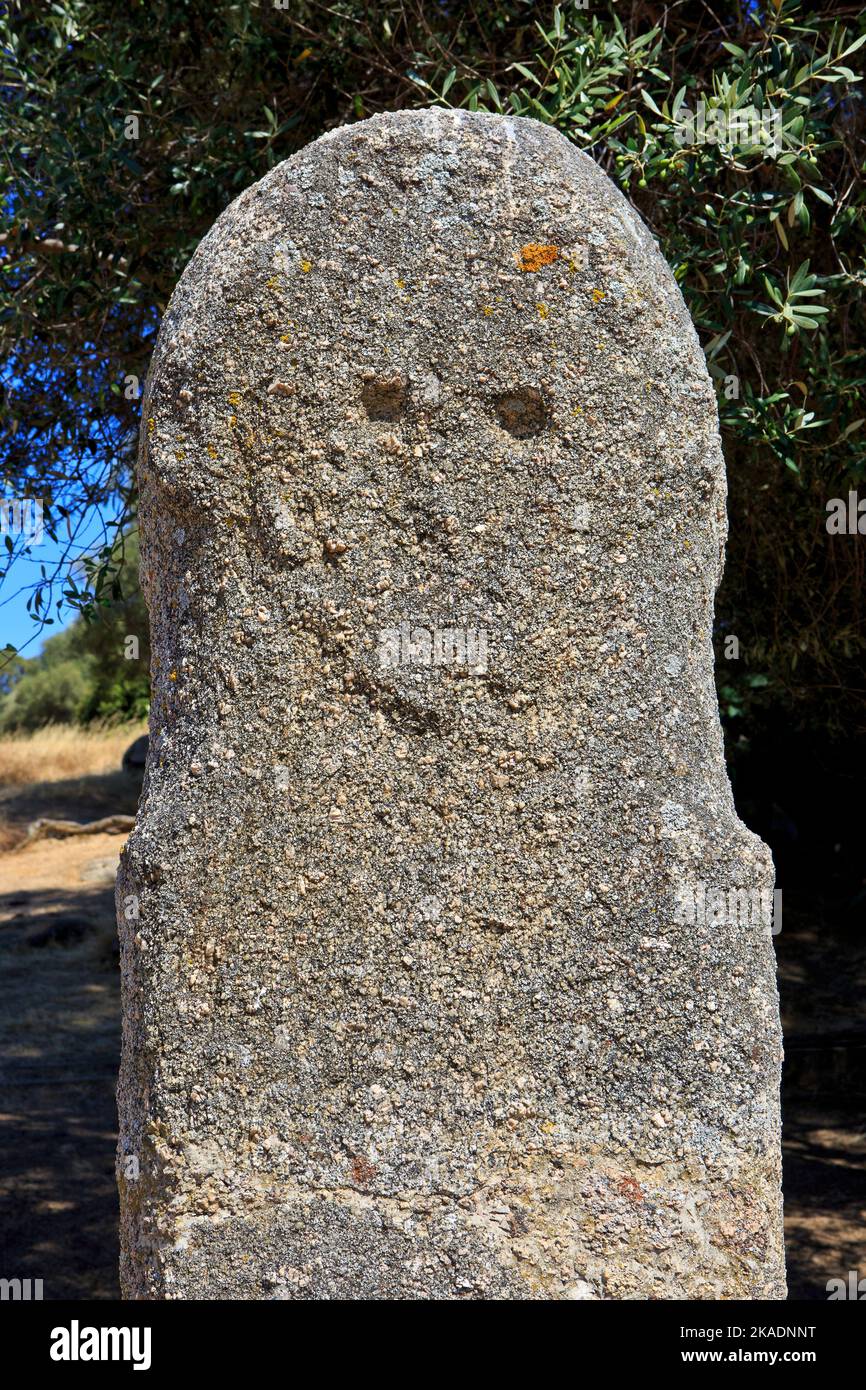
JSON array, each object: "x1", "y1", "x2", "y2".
[{"x1": 0, "y1": 721, "x2": 147, "y2": 789}]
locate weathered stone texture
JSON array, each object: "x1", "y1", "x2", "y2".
[{"x1": 117, "y1": 108, "x2": 785, "y2": 1299}]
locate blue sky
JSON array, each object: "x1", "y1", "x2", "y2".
[{"x1": 0, "y1": 500, "x2": 124, "y2": 659}]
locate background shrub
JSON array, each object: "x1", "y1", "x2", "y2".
[{"x1": 1, "y1": 0, "x2": 863, "y2": 737}]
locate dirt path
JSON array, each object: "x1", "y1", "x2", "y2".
[{"x1": 0, "y1": 832, "x2": 125, "y2": 1299}]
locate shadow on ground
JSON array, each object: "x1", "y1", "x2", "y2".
[
  {"x1": 0, "y1": 769, "x2": 141, "y2": 836},
  {"x1": 0, "y1": 883, "x2": 120, "y2": 1299},
  {"x1": 783, "y1": 1105, "x2": 866, "y2": 1300}
]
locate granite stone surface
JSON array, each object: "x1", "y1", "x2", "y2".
[{"x1": 117, "y1": 108, "x2": 785, "y2": 1299}]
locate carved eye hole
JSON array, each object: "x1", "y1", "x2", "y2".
[
  {"x1": 361, "y1": 374, "x2": 407, "y2": 421},
  {"x1": 494, "y1": 387, "x2": 548, "y2": 438}
]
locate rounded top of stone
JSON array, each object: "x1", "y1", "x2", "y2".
[
  {"x1": 311, "y1": 103, "x2": 590, "y2": 159},
  {"x1": 276, "y1": 105, "x2": 637, "y2": 249},
  {"x1": 140, "y1": 102, "x2": 723, "y2": 586}
]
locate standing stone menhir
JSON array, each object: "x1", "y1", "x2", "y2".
[{"x1": 117, "y1": 107, "x2": 785, "y2": 1299}]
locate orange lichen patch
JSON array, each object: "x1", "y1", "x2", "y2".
[
  {"x1": 350, "y1": 1155, "x2": 377, "y2": 1185},
  {"x1": 519, "y1": 243, "x2": 559, "y2": 272},
  {"x1": 617, "y1": 1175, "x2": 644, "y2": 1203}
]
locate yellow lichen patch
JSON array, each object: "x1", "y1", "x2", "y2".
[
  {"x1": 395, "y1": 277, "x2": 405, "y2": 290},
  {"x1": 207, "y1": 444, "x2": 218, "y2": 459},
  {"x1": 279, "y1": 334, "x2": 291, "y2": 342},
  {"x1": 536, "y1": 302, "x2": 549, "y2": 320},
  {"x1": 228, "y1": 414, "x2": 237, "y2": 429},
  {"x1": 481, "y1": 305, "x2": 494, "y2": 317},
  {"x1": 591, "y1": 288, "x2": 605, "y2": 304},
  {"x1": 519, "y1": 243, "x2": 559, "y2": 273},
  {"x1": 147, "y1": 417, "x2": 155, "y2": 435},
  {"x1": 169, "y1": 670, "x2": 177, "y2": 682},
  {"x1": 266, "y1": 276, "x2": 281, "y2": 291},
  {"x1": 228, "y1": 392, "x2": 241, "y2": 407},
  {"x1": 300, "y1": 260, "x2": 312, "y2": 273},
  {"x1": 174, "y1": 450, "x2": 185, "y2": 462}
]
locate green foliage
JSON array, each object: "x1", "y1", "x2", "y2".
[
  {"x1": 754, "y1": 259, "x2": 829, "y2": 339},
  {"x1": 413, "y1": 2, "x2": 866, "y2": 733},
  {"x1": 0, "y1": 531, "x2": 150, "y2": 730},
  {"x1": 1, "y1": 0, "x2": 864, "y2": 735},
  {"x1": 0, "y1": 648, "x2": 93, "y2": 732}
]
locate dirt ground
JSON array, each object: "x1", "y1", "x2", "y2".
[
  {"x1": 0, "y1": 831, "x2": 123, "y2": 1299},
  {"x1": 0, "y1": 759, "x2": 139, "y2": 1300},
  {"x1": 777, "y1": 902, "x2": 866, "y2": 1300},
  {"x1": 0, "y1": 762, "x2": 862, "y2": 1301}
]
